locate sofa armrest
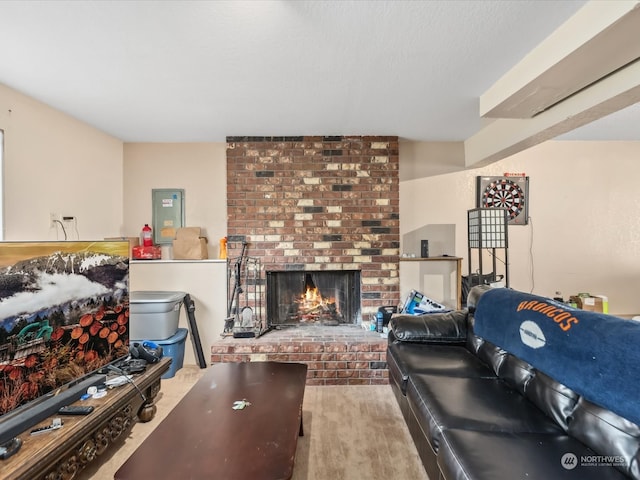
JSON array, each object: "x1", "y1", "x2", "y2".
[
  {"x1": 389, "y1": 310, "x2": 468, "y2": 343},
  {"x1": 467, "y1": 284, "x2": 491, "y2": 313}
]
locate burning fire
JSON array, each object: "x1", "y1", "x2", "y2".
[
  {"x1": 297, "y1": 285, "x2": 338, "y2": 322},
  {"x1": 302, "y1": 286, "x2": 323, "y2": 306}
]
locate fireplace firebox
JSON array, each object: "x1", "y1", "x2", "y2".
[{"x1": 266, "y1": 270, "x2": 361, "y2": 327}]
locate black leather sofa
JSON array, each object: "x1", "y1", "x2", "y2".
[{"x1": 387, "y1": 286, "x2": 640, "y2": 480}]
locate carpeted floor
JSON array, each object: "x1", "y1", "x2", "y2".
[{"x1": 78, "y1": 364, "x2": 429, "y2": 480}]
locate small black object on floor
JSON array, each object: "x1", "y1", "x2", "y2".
[{"x1": 233, "y1": 329, "x2": 255, "y2": 338}]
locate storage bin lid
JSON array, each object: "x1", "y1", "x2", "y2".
[{"x1": 130, "y1": 291, "x2": 186, "y2": 304}]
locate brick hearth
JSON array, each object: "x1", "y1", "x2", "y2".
[{"x1": 211, "y1": 326, "x2": 388, "y2": 386}]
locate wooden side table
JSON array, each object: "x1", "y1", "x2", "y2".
[{"x1": 399, "y1": 256, "x2": 463, "y2": 309}]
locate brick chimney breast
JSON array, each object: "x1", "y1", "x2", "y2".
[{"x1": 226, "y1": 136, "x2": 400, "y2": 323}]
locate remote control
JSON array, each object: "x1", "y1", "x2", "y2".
[
  {"x1": 58, "y1": 405, "x2": 95, "y2": 415},
  {"x1": 30, "y1": 419, "x2": 63, "y2": 435}
]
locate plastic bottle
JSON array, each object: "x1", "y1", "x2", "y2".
[
  {"x1": 219, "y1": 237, "x2": 228, "y2": 259},
  {"x1": 142, "y1": 224, "x2": 153, "y2": 247},
  {"x1": 376, "y1": 309, "x2": 384, "y2": 333}
]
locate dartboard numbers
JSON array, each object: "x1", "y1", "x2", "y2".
[{"x1": 476, "y1": 176, "x2": 529, "y2": 225}]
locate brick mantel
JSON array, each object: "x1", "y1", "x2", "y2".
[{"x1": 226, "y1": 135, "x2": 400, "y2": 325}]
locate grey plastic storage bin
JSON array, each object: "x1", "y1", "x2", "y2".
[{"x1": 129, "y1": 291, "x2": 186, "y2": 340}]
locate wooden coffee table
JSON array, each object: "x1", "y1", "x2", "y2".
[{"x1": 114, "y1": 361, "x2": 308, "y2": 480}]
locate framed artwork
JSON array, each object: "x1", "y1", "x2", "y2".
[{"x1": 0, "y1": 241, "x2": 130, "y2": 415}]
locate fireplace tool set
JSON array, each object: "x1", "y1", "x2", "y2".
[{"x1": 224, "y1": 241, "x2": 263, "y2": 338}]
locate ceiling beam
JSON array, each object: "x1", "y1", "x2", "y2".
[
  {"x1": 465, "y1": 0, "x2": 640, "y2": 167},
  {"x1": 480, "y1": 0, "x2": 640, "y2": 119},
  {"x1": 465, "y1": 58, "x2": 640, "y2": 167}
]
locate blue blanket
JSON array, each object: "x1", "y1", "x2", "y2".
[{"x1": 474, "y1": 288, "x2": 640, "y2": 425}]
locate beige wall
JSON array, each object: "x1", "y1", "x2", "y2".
[
  {"x1": 122, "y1": 143, "x2": 227, "y2": 258},
  {"x1": 122, "y1": 145, "x2": 229, "y2": 349},
  {"x1": 400, "y1": 140, "x2": 640, "y2": 315},
  {"x1": 2, "y1": 80, "x2": 638, "y2": 316},
  {"x1": 0, "y1": 83, "x2": 123, "y2": 240},
  {"x1": 122, "y1": 139, "x2": 640, "y2": 316},
  {"x1": 129, "y1": 260, "x2": 227, "y2": 365}
]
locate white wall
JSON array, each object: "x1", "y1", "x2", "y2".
[
  {"x1": 122, "y1": 143, "x2": 227, "y2": 258},
  {"x1": 0, "y1": 83, "x2": 123, "y2": 240},
  {"x1": 400, "y1": 140, "x2": 640, "y2": 315}
]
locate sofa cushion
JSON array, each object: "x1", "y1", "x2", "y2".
[
  {"x1": 466, "y1": 284, "x2": 491, "y2": 312},
  {"x1": 568, "y1": 397, "x2": 640, "y2": 479},
  {"x1": 387, "y1": 343, "x2": 496, "y2": 395},
  {"x1": 406, "y1": 373, "x2": 562, "y2": 453},
  {"x1": 465, "y1": 308, "x2": 489, "y2": 359},
  {"x1": 475, "y1": 339, "x2": 507, "y2": 376},
  {"x1": 474, "y1": 288, "x2": 640, "y2": 426},
  {"x1": 498, "y1": 353, "x2": 535, "y2": 395},
  {"x1": 438, "y1": 429, "x2": 629, "y2": 480},
  {"x1": 465, "y1": 332, "x2": 484, "y2": 356},
  {"x1": 467, "y1": 295, "x2": 508, "y2": 374},
  {"x1": 389, "y1": 310, "x2": 468, "y2": 343},
  {"x1": 525, "y1": 370, "x2": 579, "y2": 432}
]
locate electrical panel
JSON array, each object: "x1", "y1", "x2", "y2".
[{"x1": 152, "y1": 189, "x2": 185, "y2": 244}]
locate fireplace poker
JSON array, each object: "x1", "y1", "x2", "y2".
[{"x1": 225, "y1": 241, "x2": 248, "y2": 332}]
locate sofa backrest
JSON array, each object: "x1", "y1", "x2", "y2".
[
  {"x1": 471, "y1": 287, "x2": 640, "y2": 478},
  {"x1": 473, "y1": 287, "x2": 640, "y2": 425},
  {"x1": 568, "y1": 397, "x2": 640, "y2": 479}
]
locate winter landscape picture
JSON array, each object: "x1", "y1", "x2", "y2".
[{"x1": 0, "y1": 241, "x2": 130, "y2": 415}]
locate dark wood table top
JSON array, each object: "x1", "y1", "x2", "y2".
[
  {"x1": 2, "y1": 358, "x2": 170, "y2": 480},
  {"x1": 114, "y1": 361, "x2": 308, "y2": 480}
]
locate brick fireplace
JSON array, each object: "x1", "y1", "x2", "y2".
[
  {"x1": 216, "y1": 136, "x2": 399, "y2": 384},
  {"x1": 225, "y1": 135, "x2": 400, "y2": 327},
  {"x1": 211, "y1": 326, "x2": 388, "y2": 386}
]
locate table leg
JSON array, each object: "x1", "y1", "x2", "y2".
[{"x1": 299, "y1": 411, "x2": 304, "y2": 437}]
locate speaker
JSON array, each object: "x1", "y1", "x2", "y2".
[{"x1": 420, "y1": 240, "x2": 429, "y2": 258}]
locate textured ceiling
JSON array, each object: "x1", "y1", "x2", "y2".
[{"x1": 0, "y1": 0, "x2": 637, "y2": 143}]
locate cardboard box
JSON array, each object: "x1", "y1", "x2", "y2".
[
  {"x1": 132, "y1": 245, "x2": 162, "y2": 260},
  {"x1": 569, "y1": 294, "x2": 604, "y2": 313},
  {"x1": 104, "y1": 237, "x2": 139, "y2": 257},
  {"x1": 172, "y1": 227, "x2": 208, "y2": 260},
  {"x1": 400, "y1": 290, "x2": 448, "y2": 315}
]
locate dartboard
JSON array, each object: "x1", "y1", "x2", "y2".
[{"x1": 477, "y1": 176, "x2": 529, "y2": 225}]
